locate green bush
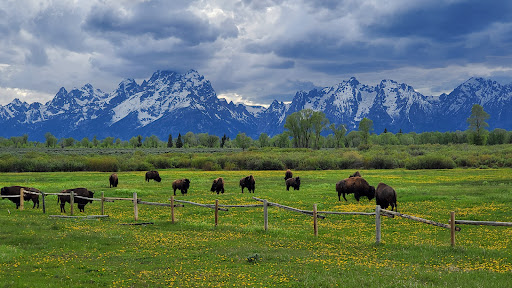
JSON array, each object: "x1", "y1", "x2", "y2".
[
  {"x1": 191, "y1": 157, "x2": 220, "y2": 170},
  {"x1": 406, "y1": 155, "x2": 456, "y2": 170},
  {"x1": 87, "y1": 157, "x2": 120, "y2": 172},
  {"x1": 367, "y1": 155, "x2": 398, "y2": 169}
]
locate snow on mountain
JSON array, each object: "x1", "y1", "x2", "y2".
[{"x1": 0, "y1": 70, "x2": 511, "y2": 141}]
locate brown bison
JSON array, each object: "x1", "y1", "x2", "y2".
[
  {"x1": 336, "y1": 177, "x2": 375, "y2": 202},
  {"x1": 211, "y1": 177, "x2": 225, "y2": 194},
  {"x1": 240, "y1": 175, "x2": 255, "y2": 193},
  {"x1": 57, "y1": 188, "x2": 95, "y2": 213},
  {"x1": 145, "y1": 171, "x2": 161, "y2": 182},
  {"x1": 284, "y1": 169, "x2": 293, "y2": 181},
  {"x1": 286, "y1": 177, "x2": 301, "y2": 191},
  {"x1": 349, "y1": 171, "x2": 361, "y2": 178},
  {"x1": 109, "y1": 173, "x2": 119, "y2": 188},
  {"x1": 172, "y1": 178, "x2": 191, "y2": 196},
  {"x1": 376, "y1": 183, "x2": 397, "y2": 211},
  {"x1": 1, "y1": 186, "x2": 41, "y2": 209}
]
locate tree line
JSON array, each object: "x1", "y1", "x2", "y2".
[{"x1": 0, "y1": 104, "x2": 505, "y2": 149}]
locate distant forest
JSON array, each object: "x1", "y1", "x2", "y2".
[{"x1": 1, "y1": 107, "x2": 506, "y2": 149}]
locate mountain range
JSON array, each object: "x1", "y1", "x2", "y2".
[{"x1": 1, "y1": 69, "x2": 511, "y2": 141}]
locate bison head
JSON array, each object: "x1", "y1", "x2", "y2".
[{"x1": 367, "y1": 186, "x2": 376, "y2": 201}]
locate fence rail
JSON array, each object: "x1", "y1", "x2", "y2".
[
  {"x1": 453, "y1": 220, "x2": 512, "y2": 227},
  {"x1": 380, "y1": 209, "x2": 461, "y2": 231},
  {"x1": 4, "y1": 191, "x2": 511, "y2": 248},
  {"x1": 253, "y1": 197, "x2": 325, "y2": 219}
]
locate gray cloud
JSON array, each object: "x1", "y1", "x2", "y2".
[
  {"x1": 83, "y1": 0, "x2": 238, "y2": 45},
  {"x1": 1, "y1": 0, "x2": 512, "y2": 106}
]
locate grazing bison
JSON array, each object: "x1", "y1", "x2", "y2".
[
  {"x1": 376, "y1": 183, "x2": 397, "y2": 211},
  {"x1": 336, "y1": 177, "x2": 375, "y2": 202},
  {"x1": 57, "y1": 188, "x2": 95, "y2": 213},
  {"x1": 240, "y1": 175, "x2": 255, "y2": 193},
  {"x1": 349, "y1": 171, "x2": 361, "y2": 178},
  {"x1": 172, "y1": 178, "x2": 191, "y2": 196},
  {"x1": 109, "y1": 173, "x2": 119, "y2": 188},
  {"x1": 1, "y1": 186, "x2": 41, "y2": 209},
  {"x1": 284, "y1": 169, "x2": 293, "y2": 181},
  {"x1": 145, "y1": 171, "x2": 161, "y2": 182},
  {"x1": 286, "y1": 177, "x2": 301, "y2": 191},
  {"x1": 211, "y1": 177, "x2": 225, "y2": 194}
]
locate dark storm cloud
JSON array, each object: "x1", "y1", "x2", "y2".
[
  {"x1": 245, "y1": 0, "x2": 512, "y2": 76},
  {"x1": 83, "y1": 0, "x2": 238, "y2": 46},
  {"x1": 369, "y1": 0, "x2": 512, "y2": 41},
  {"x1": 29, "y1": 4, "x2": 88, "y2": 51},
  {"x1": 266, "y1": 60, "x2": 295, "y2": 69},
  {"x1": 3, "y1": 0, "x2": 512, "y2": 106}
]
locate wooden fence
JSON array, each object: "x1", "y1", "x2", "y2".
[{"x1": 3, "y1": 191, "x2": 511, "y2": 247}]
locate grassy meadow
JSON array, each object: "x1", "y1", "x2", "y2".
[{"x1": 1, "y1": 169, "x2": 511, "y2": 287}]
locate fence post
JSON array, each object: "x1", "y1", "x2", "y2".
[
  {"x1": 19, "y1": 188, "x2": 24, "y2": 211},
  {"x1": 450, "y1": 211, "x2": 456, "y2": 247},
  {"x1": 70, "y1": 191, "x2": 74, "y2": 216},
  {"x1": 263, "y1": 199, "x2": 268, "y2": 231},
  {"x1": 375, "y1": 205, "x2": 381, "y2": 244},
  {"x1": 101, "y1": 192, "x2": 105, "y2": 216},
  {"x1": 215, "y1": 199, "x2": 219, "y2": 227},
  {"x1": 133, "y1": 192, "x2": 138, "y2": 221},
  {"x1": 170, "y1": 196, "x2": 175, "y2": 224},
  {"x1": 313, "y1": 204, "x2": 318, "y2": 236},
  {"x1": 41, "y1": 192, "x2": 46, "y2": 214}
]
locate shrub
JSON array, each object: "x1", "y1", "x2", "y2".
[
  {"x1": 87, "y1": 157, "x2": 120, "y2": 172},
  {"x1": 148, "y1": 156, "x2": 174, "y2": 169},
  {"x1": 406, "y1": 155, "x2": 456, "y2": 170},
  {"x1": 367, "y1": 155, "x2": 398, "y2": 169},
  {"x1": 191, "y1": 157, "x2": 220, "y2": 170}
]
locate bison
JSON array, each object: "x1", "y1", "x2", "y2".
[
  {"x1": 376, "y1": 183, "x2": 397, "y2": 211},
  {"x1": 240, "y1": 175, "x2": 255, "y2": 193},
  {"x1": 286, "y1": 176, "x2": 301, "y2": 191},
  {"x1": 1, "y1": 186, "x2": 41, "y2": 209},
  {"x1": 211, "y1": 177, "x2": 225, "y2": 194},
  {"x1": 172, "y1": 178, "x2": 191, "y2": 196},
  {"x1": 57, "y1": 188, "x2": 95, "y2": 213},
  {"x1": 109, "y1": 173, "x2": 119, "y2": 188},
  {"x1": 349, "y1": 171, "x2": 361, "y2": 178},
  {"x1": 145, "y1": 171, "x2": 161, "y2": 182},
  {"x1": 336, "y1": 177, "x2": 375, "y2": 202},
  {"x1": 284, "y1": 169, "x2": 293, "y2": 181}
]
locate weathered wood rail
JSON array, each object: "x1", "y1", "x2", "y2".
[
  {"x1": 454, "y1": 220, "x2": 512, "y2": 227},
  {"x1": 4, "y1": 191, "x2": 511, "y2": 248},
  {"x1": 252, "y1": 197, "x2": 326, "y2": 219},
  {"x1": 380, "y1": 209, "x2": 461, "y2": 231}
]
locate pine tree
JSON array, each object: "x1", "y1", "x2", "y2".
[
  {"x1": 167, "y1": 134, "x2": 173, "y2": 148},
  {"x1": 220, "y1": 134, "x2": 227, "y2": 148},
  {"x1": 176, "y1": 133, "x2": 183, "y2": 148}
]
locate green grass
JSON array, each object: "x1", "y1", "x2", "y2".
[{"x1": 1, "y1": 169, "x2": 511, "y2": 287}]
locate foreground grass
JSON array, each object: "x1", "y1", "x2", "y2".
[{"x1": 1, "y1": 169, "x2": 511, "y2": 287}]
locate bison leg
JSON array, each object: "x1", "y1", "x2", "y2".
[
  {"x1": 221, "y1": 188, "x2": 224, "y2": 194},
  {"x1": 342, "y1": 193, "x2": 348, "y2": 202},
  {"x1": 60, "y1": 203, "x2": 66, "y2": 213},
  {"x1": 241, "y1": 187, "x2": 244, "y2": 193},
  {"x1": 286, "y1": 185, "x2": 290, "y2": 191},
  {"x1": 173, "y1": 188, "x2": 177, "y2": 196}
]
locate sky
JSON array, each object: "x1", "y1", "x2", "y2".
[{"x1": 1, "y1": 0, "x2": 512, "y2": 106}]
